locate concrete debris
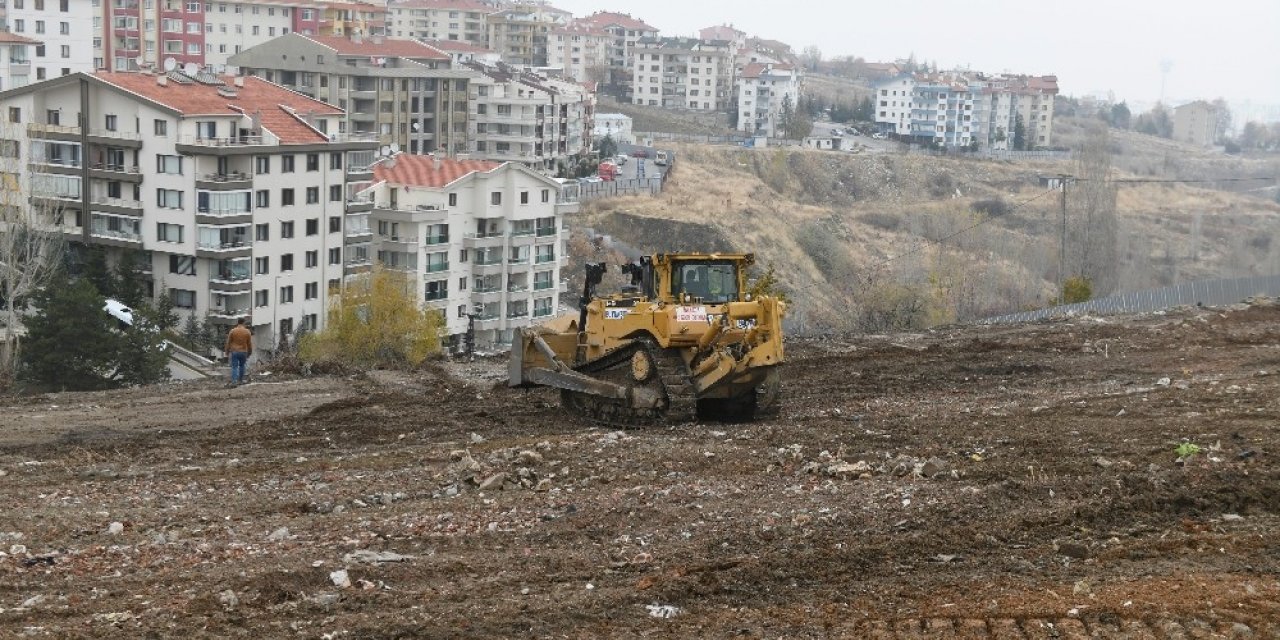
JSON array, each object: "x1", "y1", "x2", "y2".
[
  {"x1": 343, "y1": 550, "x2": 413, "y2": 564},
  {"x1": 106, "y1": 522, "x2": 124, "y2": 536},
  {"x1": 218, "y1": 590, "x2": 239, "y2": 608},
  {"x1": 479, "y1": 472, "x2": 508, "y2": 491},
  {"x1": 21, "y1": 595, "x2": 44, "y2": 608},
  {"x1": 266, "y1": 526, "x2": 291, "y2": 542},
  {"x1": 646, "y1": 603, "x2": 680, "y2": 618},
  {"x1": 1156, "y1": 377, "x2": 1172, "y2": 387},
  {"x1": 469, "y1": 432, "x2": 486, "y2": 444},
  {"x1": 915, "y1": 457, "x2": 947, "y2": 477},
  {"x1": 1222, "y1": 513, "x2": 1245, "y2": 522},
  {"x1": 313, "y1": 593, "x2": 340, "y2": 606},
  {"x1": 329, "y1": 569, "x2": 352, "y2": 588},
  {"x1": 517, "y1": 450, "x2": 543, "y2": 466}
]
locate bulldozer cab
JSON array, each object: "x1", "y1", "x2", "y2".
[
  {"x1": 671, "y1": 260, "x2": 740, "y2": 305},
  {"x1": 619, "y1": 253, "x2": 752, "y2": 305}
]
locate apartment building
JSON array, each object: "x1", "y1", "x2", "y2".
[
  {"x1": 230, "y1": 33, "x2": 472, "y2": 156},
  {"x1": 316, "y1": 1, "x2": 388, "y2": 38},
  {"x1": 1, "y1": 0, "x2": 94, "y2": 82},
  {"x1": 1173, "y1": 100, "x2": 1220, "y2": 147},
  {"x1": 98, "y1": 0, "x2": 323, "y2": 73},
  {"x1": 631, "y1": 37, "x2": 733, "y2": 111},
  {"x1": 484, "y1": 3, "x2": 570, "y2": 68},
  {"x1": 577, "y1": 11, "x2": 657, "y2": 95},
  {"x1": 545, "y1": 21, "x2": 610, "y2": 83},
  {"x1": 466, "y1": 62, "x2": 593, "y2": 167},
  {"x1": 421, "y1": 38, "x2": 500, "y2": 65},
  {"x1": 354, "y1": 152, "x2": 575, "y2": 349},
  {"x1": 874, "y1": 72, "x2": 1059, "y2": 150},
  {"x1": 736, "y1": 62, "x2": 800, "y2": 138},
  {"x1": 0, "y1": 70, "x2": 377, "y2": 353},
  {"x1": 698, "y1": 24, "x2": 745, "y2": 57},
  {"x1": 0, "y1": 32, "x2": 42, "y2": 91},
  {"x1": 592, "y1": 112, "x2": 631, "y2": 144},
  {"x1": 388, "y1": 0, "x2": 495, "y2": 44}
]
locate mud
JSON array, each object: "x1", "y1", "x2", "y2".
[{"x1": 1, "y1": 303, "x2": 1278, "y2": 638}]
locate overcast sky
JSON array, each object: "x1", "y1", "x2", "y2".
[{"x1": 555, "y1": 0, "x2": 1280, "y2": 107}]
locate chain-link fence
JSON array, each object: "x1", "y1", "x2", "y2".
[{"x1": 981, "y1": 275, "x2": 1280, "y2": 325}]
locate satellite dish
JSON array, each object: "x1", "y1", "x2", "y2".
[
  {"x1": 379, "y1": 145, "x2": 391, "y2": 156},
  {"x1": 389, "y1": 143, "x2": 400, "y2": 154},
  {"x1": 182, "y1": 62, "x2": 198, "y2": 76},
  {"x1": 411, "y1": 121, "x2": 420, "y2": 131},
  {"x1": 163, "y1": 57, "x2": 177, "y2": 72}
]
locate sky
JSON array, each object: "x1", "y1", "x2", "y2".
[{"x1": 554, "y1": 0, "x2": 1280, "y2": 107}]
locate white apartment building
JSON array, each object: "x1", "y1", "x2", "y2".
[
  {"x1": 736, "y1": 62, "x2": 800, "y2": 138},
  {"x1": 577, "y1": 11, "x2": 656, "y2": 95},
  {"x1": 388, "y1": 0, "x2": 496, "y2": 44},
  {"x1": 0, "y1": 32, "x2": 42, "y2": 91},
  {"x1": 632, "y1": 37, "x2": 732, "y2": 111},
  {"x1": 0, "y1": 70, "x2": 377, "y2": 353},
  {"x1": 467, "y1": 63, "x2": 593, "y2": 168},
  {"x1": 545, "y1": 21, "x2": 610, "y2": 84},
  {"x1": 874, "y1": 72, "x2": 1059, "y2": 150},
  {"x1": 592, "y1": 112, "x2": 631, "y2": 145},
  {"x1": 484, "y1": 3, "x2": 570, "y2": 68},
  {"x1": 2, "y1": 0, "x2": 94, "y2": 82},
  {"x1": 355, "y1": 152, "x2": 576, "y2": 350},
  {"x1": 201, "y1": 0, "x2": 322, "y2": 72}
]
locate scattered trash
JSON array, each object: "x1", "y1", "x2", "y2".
[
  {"x1": 266, "y1": 526, "x2": 291, "y2": 542},
  {"x1": 646, "y1": 603, "x2": 680, "y2": 618},
  {"x1": 329, "y1": 569, "x2": 352, "y2": 588},
  {"x1": 106, "y1": 522, "x2": 124, "y2": 536}
]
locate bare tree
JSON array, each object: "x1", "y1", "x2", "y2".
[
  {"x1": 0, "y1": 138, "x2": 68, "y2": 381},
  {"x1": 1070, "y1": 123, "x2": 1119, "y2": 295}
]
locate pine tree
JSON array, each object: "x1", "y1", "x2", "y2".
[
  {"x1": 1013, "y1": 115, "x2": 1027, "y2": 151},
  {"x1": 81, "y1": 245, "x2": 118, "y2": 298},
  {"x1": 112, "y1": 250, "x2": 147, "y2": 307},
  {"x1": 22, "y1": 277, "x2": 120, "y2": 390},
  {"x1": 112, "y1": 302, "x2": 171, "y2": 387}
]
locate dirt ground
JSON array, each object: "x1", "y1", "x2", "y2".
[{"x1": 2, "y1": 302, "x2": 1279, "y2": 638}]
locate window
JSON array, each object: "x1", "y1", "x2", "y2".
[
  {"x1": 305, "y1": 282, "x2": 318, "y2": 300},
  {"x1": 156, "y1": 154, "x2": 182, "y2": 174},
  {"x1": 195, "y1": 121, "x2": 216, "y2": 139},
  {"x1": 255, "y1": 223, "x2": 269, "y2": 241},
  {"x1": 541, "y1": 189, "x2": 549, "y2": 203},
  {"x1": 280, "y1": 253, "x2": 294, "y2": 271},
  {"x1": 520, "y1": 191, "x2": 529, "y2": 205},
  {"x1": 60, "y1": 0, "x2": 69, "y2": 10},
  {"x1": 281, "y1": 221, "x2": 294, "y2": 238},
  {"x1": 305, "y1": 187, "x2": 319, "y2": 205},
  {"x1": 60, "y1": 22, "x2": 69, "y2": 35},
  {"x1": 281, "y1": 155, "x2": 295, "y2": 172},
  {"x1": 490, "y1": 192, "x2": 501, "y2": 205},
  {"x1": 424, "y1": 280, "x2": 447, "y2": 301},
  {"x1": 169, "y1": 254, "x2": 196, "y2": 275},
  {"x1": 306, "y1": 153, "x2": 319, "y2": 171},
  {"x1": 255, "y1": 190, "x2": 269, "y2": 208},
  {"x1": 329, "y1": 152, "x2": 342, "y2": 170},
  {"x1": 279, "y1": 285, "x2": 293, "y2": 303},
  {"x1": 154, "y1": 119, "x2": 168, "y2": 136},
  {"x1": 329, "y1": 185, "x2": 342, "y2": 202},
  {"x1": 255, "y1": 156, "x2": 269, "y2": 174},
  {"x1": 254, "y1": 289, "x2": 269, "y2": 307},
  {"x1": 254, "y1": 257, "x2": 269, "y2": 274},
  {"x1": 13, "y1": 20, "x2": 23, "y2": 33},
  {"x1": 305, "y1": 218, "x2": 318, "y2": 236},
  {"x1": 156, "y1": 222, "x2": 183, "y2": 242},
  {"x1": 35, "y1": 20, "x2": 45, "y2": 35},
  {"x1": 104, "y1": 114, "x2": 118, "y2": 131},
  {"x1": 448, "y1": 193, "x2": 457, "y2": 207},
  {"x1": 328, "y1": 247, "x2": 341, "y2": 264},
  {"x1": 171, "y1": 289, "x2": 196, "y2": 309},
  {"x1": 61, "y1": 45, "x2": 70, "y2": 59},
  {"x1": 156, "y1": 189, "x2": 183, "y2": 209},
  {"x1": 329, "y1": 216, "x2": 341, "y2": 232}
]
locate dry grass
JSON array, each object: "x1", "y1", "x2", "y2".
[{"x1": 578, "y1": 143, "x2": 1280, "y2": 333}]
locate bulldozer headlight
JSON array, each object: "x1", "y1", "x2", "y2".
[
  {"x1": 683, "y1": 293, "x2": 691, "y2": 303},
  {"x1": 745, "y1": 293, "x2": 753, "y2": 301}
]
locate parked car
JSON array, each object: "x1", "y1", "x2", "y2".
[
  {"x1": 630, "y1": 149, "x2": 649, "y2": 158},
  {"x1": 615, "y1": 154, "x2": 628, "y2": 165},
  {"x1": 871, "y1": 132, "x2": 886, "y2": 140}
]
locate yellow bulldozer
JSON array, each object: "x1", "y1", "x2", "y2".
[{"x1": 509, "y1": 253, "x2": 785, "y2": 425}]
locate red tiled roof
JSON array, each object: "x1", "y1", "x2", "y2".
[
  {"x1": 699, "y1": 25, "x2": 744, "y2": 41},
  {"x1": 303, "y1": 34, "x2": 450, "y2": 59},
  {"x1": 555, "y1": 21, "x2": 611, "y2": 37},
  {"x1": 95, "y1": 72, "x2": 341, "y2": 144},
  {"x1": 740, "y1": 62, "x2": 796, "y2": 78},
  {"x1": 0, "y1": 32, "x2": 41, "y2": 45},
  {"x1": 580, "y1": 11, "x2": 656, "y2": 32},
  {"x1": 420, "y1": 39, "x2": 495, "y2": 54},
  {"x1": 391, "y1": 0, "x2": 499, "y2": 12},
  {"x1": 373, "y1": 153, "x2": 502, "y2": 188}
]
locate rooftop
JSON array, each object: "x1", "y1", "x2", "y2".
[
  {"x1": 372, "y1": 153, "x2": 502, "y2": 188},
  {"x1": 420, "y1": 39, "x2": 497, "y2": 55},
  {"x1": 303, "y1": 34, "x2": 449, "y2": 60},
  {"x1": 95, "y1": 72, "x2": 341, "y2": 144},
  {"x1": 390, "y1": 0, "x2": 499, "y2": 12},
  {"x1": 580, "y1": 11, "x2": 657, "y2": 32},
  {"x1": 741, "y1": 62, "x2": 797, "y2": 79},
  {"x1": 0, "y1": 32, "x2": 42, "y2": 45}
]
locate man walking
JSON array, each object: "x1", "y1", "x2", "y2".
[{"x1": 224, "y1": 317, "x2": 253, "y2": 386}]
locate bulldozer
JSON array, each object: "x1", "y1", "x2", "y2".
[{"x1": 509, "y1": 253, "x2": 785, "y2": 425}]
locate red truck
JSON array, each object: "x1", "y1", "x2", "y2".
[{"x1": 597, "y1": 160, "x2": 618, "y2": 182}]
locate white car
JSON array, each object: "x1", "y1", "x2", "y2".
[
  {"x1": 104, "y1": 298, "x2": 134, "y2": 327},
  {"x1": 615, "y1": 154, "x2": 628, "y2": 165},
  {"x1": 872, "y1": 132, "x2": 886, "y2": 140}
]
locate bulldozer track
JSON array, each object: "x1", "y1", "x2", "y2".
[
  {"x1": 561, "y1": 338, "x2": 697, "y2": 428},
  {"x1": 824, "y1": 617, "x2": 1265, "y2": 638}
]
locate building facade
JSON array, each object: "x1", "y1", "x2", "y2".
[
  {"x1": 0, "y1": 70, "x2": 377, "y2": 353},
  {"x1": 592, "y1": 112, "x2": 631, "y2": 144},
  {"x1": 578, "y1": 11, "x2": 656, "y2": 97},
  {"x1": 356, "y1": 152, "x2": 575, "y2": 349},
  {"x1": 1, "y1": 0, "x2": 94, "y2": 82},
  {"x1": 388, "y1": 0, "x2": 495, "y2": 44},
  {"x1": 874, "y1": 72, "x2": 1059, "y2": 150},
  {"x1": 631, "y1": 37, "x2": 732, "y2": 111},
  {"x1": 484, "y1": 3, "x2": 569, "y2": 68},
  {"x1": 1173, "y1": 100, "x2": 1219, "y2": 147},
  {"x1": 545, "y1": 21, "x2": 609, "y2": 83},
  {"x1": 736, "y1": 62, "x2": 800, "y2": 137},
  {"x1": 230, "y1": 33, "x2": 472, "y2": 156},
  {"x1": 467, "y1": 62, "x2": 593, "y2": 167},
  {"x1": 0, "y1": 31, "x2": 43, "y2": 91}
]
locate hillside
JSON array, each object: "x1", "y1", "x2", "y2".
[
  {"x1": 2, "y1": 302, "x2": 1279, "y2": 636},
  {"x1": 579, "y1": 138, "x2": 1280, "y2": 332}
]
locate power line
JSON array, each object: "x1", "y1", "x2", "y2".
[{"x1": 867, "y1": 187, "x2": 1060, "y2": 271}]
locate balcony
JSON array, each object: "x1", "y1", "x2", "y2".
[
  {"x1": 197, "y1": 238, "x2": 250, "y2": 252},
  {"x1": 346, "y1": 194, "x2": 375, "y2": 213},
  {"x1": 463, "y1": 231, "x2": 505, "y2": 248},
  {"x1": 423, "y1": 234, "x2": 449, "y2": 246},
  {"x1": 378, "y1": 234, "x2": 417, "y2": 249},
  {"x1": 89, "y1": 162, "x2": 143, "y2": 182},
  {"x1": 90, "y1": 195, "x2": 143, "y2": 212},
  {"x1": 196, "y1": 171, "x2": 253, "y2": 190},
  {"x1": 176, "y1": 135, "x2": 265, "y2": 153},
  {"x1": 89, "y1": 219, "x2": 142, "y2": 245},
  {"x1": 533, "y1": 280, "x2": 555, "y2": 291},
  {"x1": 9, "y1": 60, "x2": 30, "y2": 76},
  {"x1": 507, "y1": 309, "x2": 530, "y2": 319},
  {"x1": 533, "y1": 307, "x2": 554, "y2": 318},
  {"x1": 424, "y1": 261, "x2": 449, "y2": 273},
  {"x1": 535, "y1": 254, "x2": 556, "y2": 264},
  {"x1": 535, "y1": 226, "x2": 557, "y2": 238}
]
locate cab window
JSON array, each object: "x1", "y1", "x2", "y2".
[{"x1": 673, "y1": 261, "x2": 738, "y2": 304}]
